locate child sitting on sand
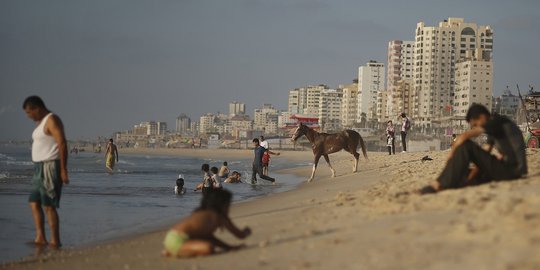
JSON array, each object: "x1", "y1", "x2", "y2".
[
  {"x1": 162, "y1": 189, "x2": 251, "y2": 257},
  {"x1": 175, "y1": 174, "x2": 186, "y2": 195}
]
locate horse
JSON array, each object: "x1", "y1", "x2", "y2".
[{"x1": 291, "y1": 123, "x2": 368, "y2": 182}]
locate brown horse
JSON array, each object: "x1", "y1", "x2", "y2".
[{"x1": 291, "y1": 123, "x2": 368, "y2": 182}]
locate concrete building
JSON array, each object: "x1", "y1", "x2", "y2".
[
  {"x1": 199, "y1": 114, "x2": 215, "y2": 134},
  {"x1": 376, "y1": 90, "x2": 389, "y2": 122},
  {"x1": 319, "y1": 88, "x2": 343, "y2": 131},
  {"x1": 453, "y1": 49, "x2": 493, "y2": 117},
  {"x1": 229, "y1": 102, "x2": 246, "y2": 117},
  {"x1": 414, "y1": 17, "x2": 493, "y2": 125},
  {"x1": 157, "y1": 122, "x2": 167, "y2": 135},
  {"x1": 254, "y1": 104, "x2": 280, "y2": 135},
  {"x1": 306, "y1": 85, "x2": 328, "y2": 116},
  {"x1": 175, "y1": 114, "x2": 191, "y2": 135},
  {"x1": 288, "y1": 88, "x2": 307, "y2": 114},
  {"x1": 358, "y1": 61, "x2": 385, "y2": 121},
  {"x1": 392, "y1": 79, "x2": 416, "y2": 119},
  {"x1": 387, "y1": 40, "x2": 414, "y2": 117},
  {"x1": 340, "y1": 82, "x2": 359, "y2": 128},
  {"x1": 493, "y1": 87, "x2": 520, "y2": 120}
]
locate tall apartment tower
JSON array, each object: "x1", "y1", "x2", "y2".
[
  {"x1": 358, "y1": 61, "x2": 385, "y2": 121},
  {"x1": 454, "y1": 49, "x2": 493, "y2": 117},
  {"x1": 228, "y1": 102, "x2": 246, "y2": 117},
  {"x1": 340, "y1": 81, "x2": 359, "y2": 128},
  {"x1": 414, "y1": 17, "x2": 493, "y2": 125},
  {"x1": 387, "y1": 40, "x2": 414, "y2": 118},
  {"x1": 319, "y1": 88, "x2": 343, "y2": 131},
  {"x1": 288, "y1": 87, "x2": 307, "y2": 114},
  {"x1": 175, "y1": 114, "x2": 191, "y2": 134}
]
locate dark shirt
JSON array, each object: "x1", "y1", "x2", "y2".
[
  {"x1": 253, "y1": 146, "x2": 266, "y2": 167},
  {"x1": 483, "y1": 114, "x2": 527, "y2": 176}
]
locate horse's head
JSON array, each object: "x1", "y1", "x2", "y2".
[{"x1": 291, "y1": 123, "x2": 308, "y2": 141}]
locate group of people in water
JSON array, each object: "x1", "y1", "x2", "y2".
[{"x1": 22, "y1": 95, "x2": 529, "y2": 259}]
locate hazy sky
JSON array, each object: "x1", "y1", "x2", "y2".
[{"x1": 1, "y1": 0, "x2": 539, "y2": 140}]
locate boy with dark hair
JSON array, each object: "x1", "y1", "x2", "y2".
[
  {"x1": 400, "y1": 112, "x2": 411, "y2": 152},
  {"x1": 175, "y1": 174, "x2": 186, "y2": 195},
  {"x1": 200, "y1": 164, "x2": 213, "y2": 195},
  {"x1": 162, "y1": 189, "x2": 251, "y2": 257},
  {"x1": 251, "y1": 138, "x2": 280, "y2": 184},
  {"x1": 419, "y1": 104, "x2": 527, "y2": 194},
  {"x1": 218, "y1": 161, "x2": 230, "y2": 179},
  {"x1": 210, "y1": 166, "x2": 222, "y2": 189}
]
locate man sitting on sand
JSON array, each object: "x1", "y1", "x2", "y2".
[
  {"x1": 162, "y1": 189, "x2": 251, "y2": 257},
  {"x1": 418, "y1": 104, "x2": 527, "y2": 194}
]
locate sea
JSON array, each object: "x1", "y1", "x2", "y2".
[{"x1": 0, "y1": 144, "x2": 306, "y2": 263}]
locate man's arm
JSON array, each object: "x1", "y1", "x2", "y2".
[
  {"x1": 47, "y1": 115, "x2": 69, "y2": 184},
  {"x1": 268, "y1": 150, "x2": 280, "y2": 156},
  {"x1": 114, "y1": 146, "x2": 119, "y2": 162},
  {"x1": 449, "y1": 126, "x2": 485, "y2": 158}
]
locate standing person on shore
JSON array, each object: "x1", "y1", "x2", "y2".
[
  {"x1": 386, "y1": 120, "x2": 396, "y2": 155},
  {"x1": 23, "y1": 96, "x2": 69, "y2": 248},
  {"x1": 400, "y1": 112, "x2": 411, "y2": 152},
  {"x1": 251, "y1": 138, "x2": 279, "y2": 184},
  {"x1": 418, "y1": 104, "x2": 527, "y2": 194},
  {"x1": 105, "y1": 138, "x2": 119, "y2": 172},
  {"x1": 259, "y1": 135, "x2": 269, "y2": 149}
]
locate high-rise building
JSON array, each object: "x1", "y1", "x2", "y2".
[
  {"x1": 453, "y1": 49, "x2": 493, "y2": 117},
  {"x1": 306, "y1": 85, "x2": 328, "y2": 116},
  {"x1": 376, "y1": 90, "x2": 388, "y2": 122},
  {"x1": 393, "y1": 79, "x2": 416, "y2": 119},
  {"x1": 288, "y1": 85, "x2": 327, "y2": 116},
  {"x1": 288, "y1": 88, "x2": 306, "y2": 114},
  {"x1": 229, "y1": 102, "x2": 246, "y2": 117},
  {"x1": 387, "y1": 40, "x2": 414, "y2": 118},
  {"x1": 157, "y1": 122, "x2": 167, "y2": 135},
  {"x1": 319, "y1": 88, "x2": 343, "y2": 131},
  {"x1": 358, "y1": 61, "x2": 385, "y2": 121},
  {"x1": 254, "y1": 104, "x2": 279, "y2": 134},
  {"x1": 340, "y1": 81, "x2": 358, "y2": 128},
  {"x1": 199, "y1": 114, "x2": 215, "y2": 134},
  {"x1": 175, "y1": 114, "x2": 191, "y2": 135},
  {"x1": 414, "y1": 17, "x2": 493, "y2": 125}
]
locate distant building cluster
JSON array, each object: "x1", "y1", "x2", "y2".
[
  {"x1": 286, "y1": 17, "x2": 512, "y2": 133},
  {"x1": 114, "y1": 17, "x2": 528, "y2": 146}
]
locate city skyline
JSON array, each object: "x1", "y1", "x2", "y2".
[{"x1": 1, "y1": 0, "x2": 539, "y2": 140}]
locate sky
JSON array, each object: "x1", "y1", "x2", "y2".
[{"x1": 1, "y1": 0, "x2": 539, "y2": 140}]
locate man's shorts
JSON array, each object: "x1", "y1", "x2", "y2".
[{"x1": 29, "y1": 160, "x2": 62, "y2": 208}]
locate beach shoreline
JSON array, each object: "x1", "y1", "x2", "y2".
[{"x1": 3, "y1": 148, "x2": 540, "y2": 269}]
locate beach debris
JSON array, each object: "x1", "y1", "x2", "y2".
[{"x1": 421, "y1": 155, "x2": 433, "y2": 162}]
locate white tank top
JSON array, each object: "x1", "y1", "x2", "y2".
[{"x1": 32, "y1": 113, "x2": 59, "y2": 162}]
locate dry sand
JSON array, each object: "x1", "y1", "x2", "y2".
[{"x1": 3, "y1": 148, "x2": 540, "y2": 270}]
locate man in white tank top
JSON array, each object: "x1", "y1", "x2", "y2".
[{"x1": 23, "y1": 96, "x2": 69, "y2": 248}]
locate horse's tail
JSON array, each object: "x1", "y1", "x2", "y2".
[{"x1": 358, "y1": 135, "x2": 368, "y2": 160}]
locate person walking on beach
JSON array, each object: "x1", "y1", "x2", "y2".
[
  {"x1": 400, "y1": 112, "x2": 411, "y2": 152},
  {"x1": 418, "y1": 104, "x2": 527, "y2": 194},
  {"x1": 251, "y1": 138, "x2": 279, "y2": 184},
  {"x1": 105, "y1": 138, "x2": 119, "y2": 172},
  {"x1": 386, "y1": 120, "x2": 396, "y2": 155},
  {"x1": 259, "y1": 135, "x2": 269, "y2": 149},
  {"x1": 23, "y1": 96, "x2": 69, "y2": 248}
]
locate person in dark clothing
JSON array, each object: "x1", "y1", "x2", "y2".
[
  {"x1": 400, "y1": 112, "x2": 411, "y2": 152},
  {"x1": 419, "y1": 104, "x2": 528, "y2": 194},
  {"x1": 251, "y1": 138, "x2": 280, "y2": 184}
]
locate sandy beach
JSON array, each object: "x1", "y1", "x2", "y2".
[{"x1": 3, "y1": 148, "x2": 540, "y2": 270}]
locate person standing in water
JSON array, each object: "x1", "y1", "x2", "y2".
[
  {"x1": 23, "y1": 96, "x2": 69, "y2": 248},
  {"x1": 251, "y1": 138, "x2": 279, "y2": 184},
  {"x1": 105, "y1": 138, "x2": 119, "y2": 172}
]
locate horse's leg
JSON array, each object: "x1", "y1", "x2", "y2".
[
  {"x1": 323, "y1": 154, "x2": 336, "y2": 178},
  {"x1": 352, "y1": 152, "x2": 360, "y2": 173},
  {"x1": 308, "y1": 154, "x2": 322, "y2": 182}
]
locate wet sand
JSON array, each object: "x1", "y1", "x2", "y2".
[{"x1": 3, "y1": 148, "x2": 540, "y2": 269}]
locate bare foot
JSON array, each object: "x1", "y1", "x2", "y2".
[
  {"x1": 48, "y1": 242, "x2": 62, "y2": 249},
  {"x1": 161, "y1": 250, "x2": 171, "y2": 257},
  {"x1": 34, "y1": 237, "x2": 48, "y2": 246}
]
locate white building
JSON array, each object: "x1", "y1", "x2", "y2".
[
  {"x1": 199, "y1": 114, "x2": 215, "y2": 134},
  {"x1": 453, "y1": 49, "x2": 493, "y2": 117},
  {"x1": 229, "y1": 102, "x2": 246, "y2": 117},
  {"x1": 493, "y1": 88, "x2": 520, "y2": 120},
  {"x1": 387, "y1": 40, "x2": 414, "y2": 118},
  {"x1": 306, "y1": 85, "x2": 328, "y2": 116},
  {"x1": 254, "y1": 104, "x2": 279, "y2": 135},
  {"x1": 340, "y1": 81, "x2": 358, "y2": 128},
  {"x1": 319, "y1": 88, "x2": 343, "y2": 131},
  {"x1": 414, "y1": 17, "x2": 493, "y2": 125},
  {"x1": 288, "y1": 88, "x2": 307, "y2": 114},
  {"x1": 358, "y1": 61, "x2": 385, "y2": 121}
]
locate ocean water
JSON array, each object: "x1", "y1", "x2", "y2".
[{"x1": 0, "y1": 144, "x2": 304, "y2": 263}]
